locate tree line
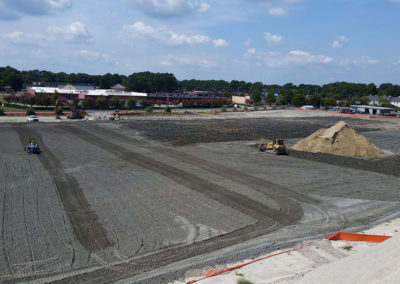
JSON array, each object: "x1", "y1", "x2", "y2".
[{"x1": 1, "y1": 66, "x2": 400, "y2": 106}]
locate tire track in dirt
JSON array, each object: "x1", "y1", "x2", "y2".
[
  {"x1": 1, "y1": 163, "x2": 14, "y2": 278},
  {"x1": 62, "y1": 125, "x2": 295, "y2": 225},
  {"x1": 88, "y1": 124, "x2": 335, "y2": 218},
  {"x1": 13, "y1": 125, "x2": 113, "y2": 253},
  {"x1": 45, "y1": 125, "x2": 299, "y2": 283}
]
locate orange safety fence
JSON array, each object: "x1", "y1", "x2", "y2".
[
  {"x1": 325, "y1": 232, "x2": 391, "y2": 243},
  {"x1": 186, "y1": 232, "x2": 392, "y2": 284}
]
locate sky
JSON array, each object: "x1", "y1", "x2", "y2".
[{"x1": 1, "y1": 0, "x2": 400, "y2": 85}]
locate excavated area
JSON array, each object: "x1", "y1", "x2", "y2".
[{"x1": 0, "y1": 115, "x2": 400, "y2": 284}]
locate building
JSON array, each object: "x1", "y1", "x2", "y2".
[
  {"x1": 350, "y1": 105, "x2": 394, "y2": 115},
  {"x1": 111, "y1": 84, "x2": 126, "y2": 91},
  {"x1": 232, "y1": 94, "x2": 251, "y2": 105}
]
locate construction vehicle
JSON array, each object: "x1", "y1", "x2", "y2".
[
  {"x1": 24, "y1": 139, "x2": 41, "y2": 154},
  {"x1": 258, "y1": 138, "x2": 288, "y2": 155},
  {"x1": 55, "y1": 99, "x2": 86, "y2": 119}
]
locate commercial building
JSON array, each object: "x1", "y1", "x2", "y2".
[{"x1": 350, "y1": 105, "x2": 394, "y2": 115}]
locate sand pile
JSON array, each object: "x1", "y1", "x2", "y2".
[{"x1": 292, "y1": 121, "x2": 386, "y2": 157}]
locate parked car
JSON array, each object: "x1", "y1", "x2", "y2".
[
  {"x1": 300, "y1": 105, "x2": 315, "y2": 110},
  {"x1": 27, "y1": 115, "x2": 39, "y2": 122}
]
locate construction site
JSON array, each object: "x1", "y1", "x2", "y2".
[{"x1": 1, "y1": 109, "x2": 400, "y2": 283}]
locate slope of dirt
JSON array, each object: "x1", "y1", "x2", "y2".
[
  {"x1": 120, "y1": 117, "x2": 383, "y2": 146},
  {"x1": 292, "y1": 121, "x2": 386, "y2": 157}
]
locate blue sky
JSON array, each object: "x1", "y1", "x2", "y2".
[{"x1": 1, "y1": 0, "x2": 400, "y2": 85}]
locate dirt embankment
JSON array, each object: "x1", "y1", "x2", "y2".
[{"x1": 120, "y1": 117, "x2": 383, "y2": 146}]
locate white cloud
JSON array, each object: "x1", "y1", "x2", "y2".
[
  {"x1": 75, "y1": 50, "x2": 109, "y2": 61},
  {"x1": 31, "y1": 49, "x2": 48, "y2": 59},
  {"x1": 0, "y1": 0, "x2": 71, "y2": 20},
  {"x1": 247, "y1": 49, "x2": 333, "y2": 68},
  {"x1": 213, "y1": 39, "x2": 228, "y2": 47},
  {"x1": 48, "y1": 22, "x2": 92, "y2": 43},
  {"x1": 268, "y1": 7, "x2": 288, "y2": 16},
  {"x1": 245, "y1": 39, "x2": 252, "y2": 47},
  {"x1": 246, "y1": 48, "x2": 257, "y2": 55},
  {"x1": 161, "y1": 53, "x2": 217, "y2": 68},
  {"x1": 332, "y1": 35, "x2": 348, "y2": 49},
  {"x1": 3, "y1": 31, "x2": 24, "y2": 43},
  {"x1": 123, "y1": 21, "x2": 226, "y2": 47},
  {"x1": 264, "y1": 32, "x2": 284, "y2": 44},
  {"x1": 339, "y1": 56, "x2": 380, "y2": 66},
  {"x1": 393, "y1": 60, "x2": 400, "y2": 65},
  {"x1": 246, "y1": 0, "x2": 305, "y2": 3},
  {"x1": 128, "y1": 0, "x2": 210, "y2": 18}
]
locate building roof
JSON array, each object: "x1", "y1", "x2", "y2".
[
  {"x1": 29, "y1": 86, "x2": 80, "y2": 94},
  {"x1": 351, "y1": 105, "x2": 394, "y2": 110},
  {"x1": 111, "y1": 84, "x2": 126, "y2": 89}
]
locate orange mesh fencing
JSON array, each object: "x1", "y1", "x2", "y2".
[{"x1": 325, "y1": 232, "x2": 391, "y2": 243}]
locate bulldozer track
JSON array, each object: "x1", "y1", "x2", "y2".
[
  {"x1": 86, "y1": 124, "x2": 342, "y2": 221},
  {"x1": 61, "y1": 125, "x2": 296, "y2": 225},
  {"x1": 13, "y1": 125, "x2": 113, "y2": 253},
  {"x1": 42, "y1": 125, "x2": 296, "y2": 283}
]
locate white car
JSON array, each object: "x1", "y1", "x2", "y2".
[{"x1": 27, "y1": 115, "x2": 39, "y2": 122}]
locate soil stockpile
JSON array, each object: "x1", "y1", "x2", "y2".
[{"x1": 292, "y1": 121, "x2": 386, "y2": 157}]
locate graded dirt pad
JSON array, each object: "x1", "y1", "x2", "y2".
[
  {"x1": 119, "y1": 116, "x2": 384, "y2": 146},
  {"x1": 0, "y1": 116, "x2": 400, "y2": 284},
  {"x1": 292, "y1": 121, "x2": 386, "y2": 157}
]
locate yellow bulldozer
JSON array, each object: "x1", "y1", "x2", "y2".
[{"x1": 258, "y1": 138, "x2": 288, "y2": 155}]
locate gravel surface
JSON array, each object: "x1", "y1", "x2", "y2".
[{"x1": 0, "y1": 115, "x2": 400, "y2": 283}]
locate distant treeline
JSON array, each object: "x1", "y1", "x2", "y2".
[{"x1": 1, "y1": 66, "x2": 400, "y2": 102}]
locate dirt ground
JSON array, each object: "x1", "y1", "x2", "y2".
[{"x1": 1, "y1": 111, "x2": 400, "y2": 283}]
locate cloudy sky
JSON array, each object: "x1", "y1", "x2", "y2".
[{"x1": 1, "y1": 0, "x2": 400, "y2": 85}]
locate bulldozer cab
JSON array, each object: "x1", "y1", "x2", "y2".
[{"x1": 275, "y1": 139, "x2": 285, "y2": 145}]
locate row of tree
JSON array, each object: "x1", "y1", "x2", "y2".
[{"x1": 2, "y1": 66, "x2": 400, "y2": 102}]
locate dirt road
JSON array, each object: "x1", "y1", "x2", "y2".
[{"x1": 1, "y1": 115, "x2": 399, "y2": 283}]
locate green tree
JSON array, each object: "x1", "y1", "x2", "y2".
[
  {"x1": 0, "y1": 107, "x2": 4, "y2": 116},
  {"x1": 26, "y1": 107, "x2": 36, "y2": 115},
  {"x1": 378, "y1": 95, "x2": 389, "y2": 106},
  {"x1": 323, "y1": 97, "x2": 337, "y2": 106},
  {"x1": 251, "y1": 89, "x2": 262, "y2": 103},
  {"x1": 7, "y1": 72, "x2": 24, "y2": 91},
  {"x1": 127, "y1": 98, "x2": 137, "y2": 109},
  {"x1": 266, "y1": 92, "x2": 276, "y2": 105},
  {"x1": 309, "y1": 94, "x2": 321, "y2": 108},
  {"x1": 291, "y1": 94, "x2": 306, "y2": 107},
  {"x1": 110, "y1": 96, "x2": 121, "y2": 109}
]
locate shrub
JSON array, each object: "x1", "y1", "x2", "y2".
[
  {"x1": 164, "y1": 106, "x2": 171, "y2": 113},
  {"x1": 237, "y1": 279, "x2": 254, "y2": 284},
  {"x1": 243, "y1": 106, "x2": 248, "y2": 111},
  {"x1": 263, "y1": 105, "x2": 267, "y2": 110},
  {"x1": 127, "y1": 98, "x2": 137, "y2": 109},
  {"x1": 280, "y1": 105, "x2": 286, "y2": 109},
  {"x1": 145, "y1": 106, "x2": 153, "y2": 113},
  {"x1": 221, "y1": 106, "x2": 227, "y2": 112},
  {"x1": 233, "y1": 107, "x2": 237, "y2": 112},
  {"x1": 26, "y1": 107, "x2": 36, "y2": 115},
  {"x1": 272, "y1": 106, "x2": 277, "y2": 110},
  {"x1": 253, "y1": 106, "x2": 258, "y2": 111},
  {"x1": 55, "y1": 106, "x2": 63, "y2": 115},
  {"x1": 0, "y1": 107, "x2": 4, "y2": 116}
]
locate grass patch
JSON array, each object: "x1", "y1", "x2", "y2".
[
  {"x1": 235, "y1": 272, "x2": 244, "y2": 277},
  {"x1": 237, "y1": 279, "x2": 254, "y2": 284},
  {"x1": 342, "y1": 245, "x2": 353, "y2": 251}
]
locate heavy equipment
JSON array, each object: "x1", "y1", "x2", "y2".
[
  {"x1": 55, "y1": 99, "x2": 86, "y2": 119},
  {"x1": 258, "y1": 138, "x2": 288, "y2": 155},
  {"x1": 24, "y1": 139, "x2": 41, "y2": 154}
]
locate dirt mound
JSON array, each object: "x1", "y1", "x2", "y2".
[{"x1": 292, "y1": 121, "x2": 386, "y2": 157}]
